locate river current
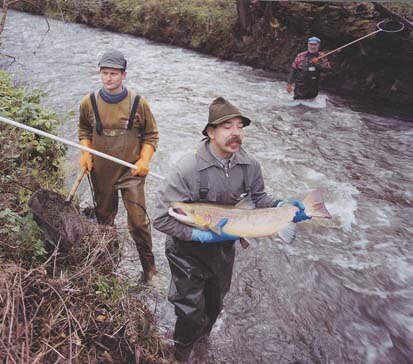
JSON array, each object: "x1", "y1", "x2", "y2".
[{"x1": 2, "y1": 10, "x2": 412, "y2": 364}]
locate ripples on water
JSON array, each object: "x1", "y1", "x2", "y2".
[{"x1": 2, "y1": 10, "x2": 412, "y2": 364}]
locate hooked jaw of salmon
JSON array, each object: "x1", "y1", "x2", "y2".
[
  {"x1": 168, "y1": 203, "x2": 211, "y2": 228},
  {"x1": 168, "y1": 205, "x2": 194, "y2": 225}
]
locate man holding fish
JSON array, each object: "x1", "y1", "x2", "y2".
[{"x1": 153, "y1": 96, "x2": 330, "y2": 362}]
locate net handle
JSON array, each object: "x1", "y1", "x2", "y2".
[{"x1": 315, "y1": 20, "x2": 404, "y2": 61}]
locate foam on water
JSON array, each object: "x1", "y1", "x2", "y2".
[
  {"x1": 283, "y1": 95, "x2": 328, "y2": 109},
  {"x1": 392, "y1": 258, "x2": 413, "y2": 285}
]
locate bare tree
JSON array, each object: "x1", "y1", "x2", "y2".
[{"x1": 0, "y1": 0, "x2": 20, "y2": 34}]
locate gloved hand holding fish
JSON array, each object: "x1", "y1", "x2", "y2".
[{"x1": 168, "y1": 189, "x2": 331, "y2": 246}]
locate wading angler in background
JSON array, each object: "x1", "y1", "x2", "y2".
[
  {"x1": 78, "y1": 49, "x2": 159, "y2": 282},
  {"x1": 287, "y1": 36, "x2": 331, "y2": 100},
  {"x1": 153, "y1": 97, "x2": 311, "y2": 362}
]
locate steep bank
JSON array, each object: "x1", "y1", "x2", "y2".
[{"x1": 10, "y1": 0, "x2": 413, "y2": 114}]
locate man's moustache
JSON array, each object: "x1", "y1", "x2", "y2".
[{"x1": 225, "y1": 137, "x2": 242, "y2": 146}]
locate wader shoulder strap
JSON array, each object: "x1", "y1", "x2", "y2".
[
  {"x1": 89, "y1": 92, "x2": 103, "y2": 135},
  {"x1": 199, "y1": 168, "x2": 209, "y2": 201},
  {"x1": 241, "y1": 164, "x2": 251, "y2": 196},
  {"x1": 305, "y1": 51, "x2": 311, "y2": 71},
  {"x1": 127, "y1": 91, "x2": 141, "y2": 130},
  {"x1": 198, "y1": 163, "x2": 251, "y2": 202}
]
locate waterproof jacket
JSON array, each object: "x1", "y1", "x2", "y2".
[
  {"x1": 78, "y1": 90, "x2": 159, "y2": 151},
  {"x1": 153, "y1": 140, "x2": 278, "y2": 241},
  {"x1": 288, "y1": 51, "x2": 331, "y2": 99}
]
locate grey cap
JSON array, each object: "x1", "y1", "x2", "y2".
[{"x1": 98, "y1": 50, "x2": 127, "y2": 70}]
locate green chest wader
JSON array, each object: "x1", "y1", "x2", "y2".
[
  {"x1": 166, "y1": 163, "x2": 250, "y2": 361},
  {"x1": 89, "y1": 91, "x2": 156, "y2": 278}
]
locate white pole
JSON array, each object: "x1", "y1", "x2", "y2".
[{"x1": 0, "y1": 115, "x2": 165, "y2": 180}]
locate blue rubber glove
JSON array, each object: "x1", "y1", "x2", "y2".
[
  {"x1": 191, "y1": 228, "x2": 240, "y2": 243},
  {"x1": 291, "y1": 199, "x2": 312, "y2": 223}
]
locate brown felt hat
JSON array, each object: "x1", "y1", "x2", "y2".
[{"x1": 202, "y1": 97, "x2": 251, "y2": 136}]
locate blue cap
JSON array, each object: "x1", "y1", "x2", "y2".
[{"x1": 308, "y1": 37, "x2": 321, "y2": 44}]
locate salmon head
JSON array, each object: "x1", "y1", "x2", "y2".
[{"x1": 168, "y1": 202, "x2": 213, "y2": 229}]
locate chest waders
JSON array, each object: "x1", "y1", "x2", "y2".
[
  {"x1": 89, "y1": 91, "x2": 156, "y2": 280},
  {"x1": 294, "y1": 52, "x2": 321, "y2": 100},
  {"x1": 166, "y1": 163, "x2": 251, "y2": 362}
]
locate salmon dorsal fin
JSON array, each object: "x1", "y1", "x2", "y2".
[{"x1": 235, "y1": 195, "x2": 256, "y2": 210}]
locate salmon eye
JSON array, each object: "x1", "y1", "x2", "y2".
[{"x1": 190, "y1": 209, "x2": 195, "y2": 214}]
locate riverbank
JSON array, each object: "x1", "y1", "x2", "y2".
[
  {"x1": 0, "y1": 71, "x2": 173, "y2": 363},
  {"x1": 10, "y1": 0, "x2": 413, "y2": 116}
]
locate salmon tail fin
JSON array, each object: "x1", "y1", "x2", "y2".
[
  {"x1": 303, "y1": 190, "x2": 332, "y2": 219},
  {"x1": 278, "y1": 222, "x2": 297, "y2": 244}
]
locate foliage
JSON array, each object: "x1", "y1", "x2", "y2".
[
  {"x1": 94, "y1": 274, "x2": 126, "y2": 303},
  {"x1": 0, "y1": 70, "x2": 65, "y2": 264},
  {"x1": 0, "y1": 208, "x2": 47, "y2": 261},
  {"x1": 0, "y1": 71, "x2": 66, "y2": 179}
]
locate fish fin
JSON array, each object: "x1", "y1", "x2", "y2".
[
  {"x1": 209, "y1": 217, "x2": 228, "y2": 235},
  {"x1": 209, "y1": 225, "x2": 222, "y2": 235},
  {"x1": 240, "y1": 238, "x2": 251, "y2": 249},
  {"x1": 217, "y1": 218, "x2": 228, "y2": 229},
  {"x1": 303, "y1": 190, "x2": 332, "y2": 219},
  {"x1": 235, "y1": 195, "x2": 256, "y2": 210},
  {"x1": 278, "y1": 222, "x2": 297, "y2": 244}
]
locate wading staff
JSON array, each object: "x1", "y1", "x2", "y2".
[
  {"x1": 314, "y1": 20, "x2": 405, "y2": 62},
  {"x1": 0, "y1": 115, "x2": 165, "y2": 181}
]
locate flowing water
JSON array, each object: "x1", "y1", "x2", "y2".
[{"x1": 2, "y1": 10, "x2": 412, "y2": 364}]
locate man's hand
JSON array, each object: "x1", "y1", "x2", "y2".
[
  {"x1": 79, "y1": 139, "x2": 93, "y2": 172},
  {"x1": 286, "y1": 83, "x2": 293, "y2": 93},
  {"x1": 311, "y1": 57, "x2": 319, "y2": 65},
  {"x1": 191, "y1": 228, "x2": 240, "y2": 243},
  {"x1": 132, "y1": 158, "x2": 150, "y2": 176},
  {"x1": 291, "y1": 200, "x2": 312, "y2": 223},
  {"x1": 131, "y1": 144, "x2": 155, "y2": 177}
]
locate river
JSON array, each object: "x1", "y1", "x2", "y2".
[{"x1": 1, "y1": 10, "x2": 412, "y2": 364}]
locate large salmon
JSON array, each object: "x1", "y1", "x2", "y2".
[{"x1": 168, "y1": 190, "x2": 331, "y2": 246}]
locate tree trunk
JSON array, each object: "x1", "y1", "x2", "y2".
[
  {"x1": 236, "y1": 0, "x2": 252, "y2": 31},
  {"x1": 0, "y1": 0, "x2": 9, "y2": 35}
]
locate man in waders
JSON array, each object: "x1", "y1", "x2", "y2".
[
  {"x1": 153, "y1": 97, "x2": 310, "y2": 362},
  {"x1": 78, "y1": 49, "x2": 159, "y2": 282},
  {"x1": 286, "y1": 36, "x2": 331, "y2": 100}
]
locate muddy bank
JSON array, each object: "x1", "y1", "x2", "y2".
[{"x1": 10, "y1": 1, "x2": 413, "y2": 114}]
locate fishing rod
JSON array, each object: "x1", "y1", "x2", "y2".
[
  {"x1": 315, "y1": 20, "x2": 404, "y2": 62},
  {"x1": 0, "y1": 115, "x2": 165, "y2": 181}
]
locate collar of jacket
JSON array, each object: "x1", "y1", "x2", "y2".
[{"x1": 196, "y1": 140, "x2": 252, "y2": 171}]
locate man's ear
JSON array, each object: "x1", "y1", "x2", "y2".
[
  {"x1": 122, "y1": 71, "x2": 127, "y2": 80},
  {"x1": 206, "y1": 126, "x2": 215, "y2": 140}
]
